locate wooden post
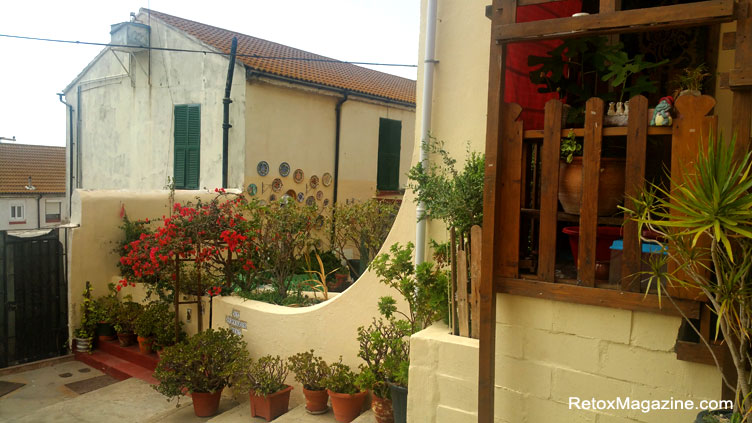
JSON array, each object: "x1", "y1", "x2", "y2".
[
  {"x1": 479, "y1": 1, "x2": 516, "y2": 421},
  {"x1": 578, "y1": 98, "x2": 605, "y2": 286},
  {"x1": 457, "y1": 249, "x2": 469, "y2": 337},
  {"x1": 174, "y1": 254, "x2": 180, "y2": 345},
  {"x1": 538, "y1": 99, "x2": 563, "y2": 282},
  {"x1": 621, "y1": 95, "x2": 648, "y2": 292},
  {"x1": 470, "y1": 225, "x2": 482, "y2": 339},
  {"x1": 450, "y1": 228, "x2": 458, "y2": 335},
  {"x1": 732, "y1": 0, "x2": 752, "y2": 157}
]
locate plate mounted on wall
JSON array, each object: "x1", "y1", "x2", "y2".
[
  {"x1": 272, "y1": 178, "x2": 283, "y2": 192},
  {"x1": 247, "y1": 183, "x2": 258, "y2": 196},
  {"x1": 321, "y1": 172, "x2": 332, "y2": 187},
  {"x1": 257, "y1": 161, "x2": 270, "y2": 176},
  {"x1": 279, "y1": 162, "x2": 291, "y2": 177},
  {"x1": 309, "y1": 175, "x2": 319, "y2": 189},
  {"x1": 293, "y1": 169, "x2": 304, "y2": 183}
]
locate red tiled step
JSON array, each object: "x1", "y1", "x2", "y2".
[
  {"x1": 96, "y1": 339, "x2": 159, "y2": 371},
  {"x1": 75, "y1": 349, "x2": 158, "y2": 385}
]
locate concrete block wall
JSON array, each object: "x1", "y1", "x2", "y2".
[{"x1": 407, "y1": 294, "x2": 722, "y2": 423}]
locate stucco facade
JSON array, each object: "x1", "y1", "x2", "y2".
[
  {"x1": 63, "y1": 11, "x2": 415, "y2": 206},
  {"x1": 0, "y1": 195, "x2": 66, "y2": 231}
]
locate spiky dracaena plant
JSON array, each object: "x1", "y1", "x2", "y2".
[{"x1": 625, "y1": 133, "x2": 752, "y2": 421}]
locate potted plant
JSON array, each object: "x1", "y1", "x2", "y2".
[
  {"x1": 626, "y1": 134, "x2": 752, "y2": 422},
  {"x1": 671, "y1": 63, "x2": 710, "y2": 98},
  {"x1": 134, "y1": 302, "x2": 171, "y2": 354},
  {"x1": 113, "y1": 298, "x2": 142, "y2": 347},
  {"x1": 558, "y1": 130, "x2": 625, "y2": 216},
  {"x1": 153, "y1": 328, "x2": 249, "y2": 417},
  {"x1": 302, "y1": 251, "x2": 336, "y2": 301},
  {"x1": 236, "y1": 355, "x2": 293, "y2": 421},
  {"x1": 73, "y1": 281, "x2": 96, "y2": 353},
  {"x1": 323, "y1": 358, "x2": 368, "y2": 423},
  {"x1": 92, "y1": 283, "x2": 119, "y2": 341},
  {"x1": 288, "y1": 349, "x2": 331, "y2": 414}
]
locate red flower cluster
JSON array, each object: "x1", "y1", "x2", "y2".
[
  {"x1": 207, "y1": 285, "x2": 222, "y2": 296},
  {"x1": 116, "y1": 278, "x2": 136, "y2": 292}
]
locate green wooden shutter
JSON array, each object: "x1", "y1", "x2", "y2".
[
  {"x1": 173, "y1": 105, "x2": 200, "y2": 189},
  {"x1": 377, "y1": 118, "x2": 402, "y2": 191}
]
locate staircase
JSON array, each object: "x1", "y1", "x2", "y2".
[{"x1": 74, "y1": 339, "x2": 159, "y2": 384}]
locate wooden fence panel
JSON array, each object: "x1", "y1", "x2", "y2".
[
  {"x1": 470, "y1": 225, "x2": 482, "y2": 338},
  {"x1": 578, "y1": 98, "x2": 605, "y2": 286},
  {"x1": 457, "y1": 249, "x2": 470, "y2": 337},
  {"x1": 538, "y1": 99, "x2": 563, "y2": 282}
]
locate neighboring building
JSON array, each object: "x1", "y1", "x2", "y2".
[
  {"x1": 62, "y1": 9, "x2": 416, "y2": 205},
  {"x1": 0, "y1": 143, "x2": 67, "y2": 231}
]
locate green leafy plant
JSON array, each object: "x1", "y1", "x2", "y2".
[
  {"x1": 75, "y1": 281, "x2": 96, "y2": 339},
  {"x1": 601, "y1": 50, "x2": 667, "y2": 103},
  {"x1": 625, "y1": 133, "x2": 752, "y2": 420},
  {"x1": 407, "y1": 138, "x2": 484, "y2": 237},
  {"x1": 287, "y1": 350, "x2": 330, "y2": 391},
  {"x1": 91, "y1": 283, "x2": 120, "y2": 324},
  {"x1": 671, "y1": 63, "x2": 711, "y2": 94},
  {"x1": 113, "y1": 298, "x2": 143, "y2": 334},
  {"x1": 153, "y1": 328, "x2": 249, "y2": 401},
  {"x1": 322, "y1": 358, "x2": 363, "y2": 394},
  {"x1": 236, "y1": 355, "x2": 290, "y2": 396},
  {"x1": 134, "y1": 302, "x2": 172, "y2": 338},
  {"x1": 152, "y1": 311, "x2": 186, "y2": 351},
  {"x1": 560, "y1": 130, "x2": 581, "y2": 164},
  {"x1": 356, "y1": 317, "x2": 412, "y2": 397}
]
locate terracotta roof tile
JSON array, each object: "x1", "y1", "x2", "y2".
[
  {"x1": 0, "y1": 144, "x2": 65, "y2": 194},
  {"x1": 143, "y1": 9, "x2": 416, "y2": 105}
]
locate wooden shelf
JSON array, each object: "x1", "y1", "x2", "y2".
[
  {"x1": 520, "y1": 208, "x2": 624, "y2": 226},
  {"x1": 523, "y1": 126, "x2": 673, "y2": 140}
]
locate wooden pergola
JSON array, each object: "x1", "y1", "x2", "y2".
[{"x1": 479, "y1": 0, "x2": 752, "y2": 421}]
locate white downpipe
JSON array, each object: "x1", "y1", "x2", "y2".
[{"x1": 415, "y1": 0, "x2": 438, "y2": 266}]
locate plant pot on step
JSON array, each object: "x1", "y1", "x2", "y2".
[
  {"x1": 302, "y1": 387, "x2": 329, "y2": 414},
  {"x1": 250, "y1": 385, "x2": 293, "y2": 421},
  {"x1": 327, "y1": 389, "x2": 368, "y2": 423},
  {"x1": 191, "y1": 388, "x2": 223, "y2": 417},
  {"x1": 74, "y1": 337, "x2": 92, "y2": 353},
  {"x1": 389, "y1": 383, "x2": 408, "y2": 423},
  {"x1": 95, "y1": 322, "x2": 116, "y2": 341},
  {"x1": 116, "y1": 332, "x2": 137, "y2": 347},
  {"x1": 137, "y1": 336, "x2": 153, "y2": 354},
  {"x1": 372, "y1": 394, "x2": 394, "y2": 423},
  {"x1": 558, "y1": 157, "x2": 626, "y2": 216}
]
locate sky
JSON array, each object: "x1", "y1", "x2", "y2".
[{"x1": 0, "y1": 0, "x2": 420, "y2": 147}]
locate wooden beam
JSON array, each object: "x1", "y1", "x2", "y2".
[
  {"x1": 732, "y1": 0, "x2": 752, "y2": 157},
  {"x1": 599, "y1": 0, "x2": 621, "y2": 14},
  {"x1": 479, "y1": 1, "x2": 515, "y2": 421},
  {"x1": 493, "y1": 0, "x2": 735, "y2": 43},
  {"x1": 578, "y1": 98, "x2": 604, "y2": 286},
  {"x1": 722, "y1": 31, "x2": 736, "y2": 50},
  {"x1": 675, "y1": 340, "x2": 726, "y2": 366},
  {"x1": 621, "y1": 95, "x2": 648, "y2": 292},
  {"x1": 496, "y1": 103, "x2": 524, "y2": 277},
  {"x1": 537, "y1": 100, "x2": 563, "y2": 283},
  {"x1": 729, "y1": 68, "x2": 752, "y2": 89},
  {"x1": 522, "y1": 126, "x2": 672, "y2": 140},
  {"x1": 518, "y1": 0, "x2": 569, "y2": 5},
  {"x1": 496, "y1": 277, "x2": 701, "y2": 318}
]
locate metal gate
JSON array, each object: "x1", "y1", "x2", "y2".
[{"x1": 0, "y1": 230, "x2": 68, "y2": 368}]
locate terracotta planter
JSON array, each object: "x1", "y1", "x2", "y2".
[
  {"x1": 191, "y1": 388, "x2": 223, "y2": 417},
  {"x1": 327, "y1": 389, "x2": 367, "y2": 423},
  {"x1": 250, "y1": 385, "x2": 293, "y2": 421},
  {"x1": 389, "y1": 384, "x2": 408, "y2": 423},
  {"x1": 116, "y1": 332, "x2": 137, "y2": 347},
  {"x1": 96, "y1": 322, "x2": 116, "y2": 341},
  {"x1": 558, "y1": 157, "x2": 626, "y2": 216},
  {"x1": 372, "y1": 394, "x2": 394, "y2": 423},
  {"x1": 137, "y1": 336, "x2": 153, "y2": 354},
  {"x1": 302, "y1": 387, "x2": 329, "y2": 414}
]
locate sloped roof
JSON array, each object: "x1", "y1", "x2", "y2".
[
  {"x1": 0, "y1": 144, "x2": 66, "y2": 194},
  {"x1": 143, "y1": 9, "x2": 416, "y2": 105}
]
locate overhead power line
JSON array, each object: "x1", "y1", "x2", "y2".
[{"x1": 0, "y1": 33, "x2": 418, "y2": 68}]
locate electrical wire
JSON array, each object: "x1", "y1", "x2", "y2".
[{"x1": 0, "y1": 33, "x2": 417, "y2": 68}]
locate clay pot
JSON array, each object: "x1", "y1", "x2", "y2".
[
  {"x1": 191, "y1": 388, "x2": 223, "y2": 417},
  {"x1": 372, "y1": 394, "x2": 394, "y2": 423},
  {"x1": 96, "y1": 322, "x2": 116, "y2": 341},
  {"x1": 250, "y1": 385, "x2": 293, "y2": 422},
  {"x1": 558, "y1": 157, "x2": 626, "y2": 216},
  {"x1": 116, "y1": 332, "x2": 137, "y2": 347},
  {"x1": 327, "y1": 389, "x2": 367, "y2": 423},
  {"x1": 302, "y1": 387, "x2": 329, "y2": 414},
  {"x1": 137, "y1": 336, "x2": 153, "y2": 354}
]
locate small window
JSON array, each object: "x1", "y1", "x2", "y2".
[
  {"x1": 377, "y1": 118, "x2": 402, "y2": 191},
  {"x1": 10, "y1": 203, "x2": 24, "y2": 223},
  {"x1": 45, "y1": 201, "x2": 62, "y2": 223}
]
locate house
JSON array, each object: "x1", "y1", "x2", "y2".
[
  {"x1": 61, "y1": 9, "x2": 416, "y2": 208},
  {"x1": 0, "y1": 143, "x2": 67, "y2": 231}
]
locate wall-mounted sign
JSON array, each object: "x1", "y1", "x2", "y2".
[{"x1": 225, "y1": 309, "x2": 247, "y2": 336}]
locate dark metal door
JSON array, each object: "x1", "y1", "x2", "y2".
[{"x1": 0, "y1": 230, "x2": 68, "y2": 368}]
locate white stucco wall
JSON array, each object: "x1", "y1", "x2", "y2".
[{"x1": 63, "y1": 15, "x2": 247, "y2": 192}]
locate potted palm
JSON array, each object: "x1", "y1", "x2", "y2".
[
  {"x1": 153, "y1": 328, "x2": 249, "y2": 417},
  {"x1": 288, "y1": 350, "x2": 331, "y2": 414},
  {"x1": 626, "y1": 134, "x2": 752, "y2": 422},
  {"x1": 236, "y1": 355, "x2": 293, "y2": 421},
  {"x1": 323, "y1": 358, "x2": 367, "y2": 423}
]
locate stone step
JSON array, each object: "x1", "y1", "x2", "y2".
[
  {"x1": 208, "y1": 403, "x2": 374, "y2": 423},
  {"x1": 96, "y1": 339, "x2": 160, "y2": 371},
  {"x1": 75, "y1": 349, "x2": 158, "y2": 384}
]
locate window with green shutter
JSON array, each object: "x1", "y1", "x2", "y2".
[
  {"x1": 173, "y1": 104, "x2": 201, "y2": 189},
  {"x1": 376, "y1": 118, "x2": 402, "y2": 191}
]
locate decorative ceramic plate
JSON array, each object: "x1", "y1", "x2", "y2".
[
  {"x1": 321, "y1": 172, "x2": 332, "y2": 187},
  {"x1": 272, "y1": 178, "x2": 283, "y2": 192},
  {"x1": 323, "y1": 198, "x2": 329, "y2": 207},
  {"x1": 257, "y1": 161, "x2": 269, "y2": 176},
  {"x1": 293, "y1": 169, "x2": 304, "y2": 183},
  {"x1": 297, "y1": 192, "x2": 305, "y2": 203},
  {"x1": 269, "y1": 194, "x2": 276, "y2": 202},
  {"x1": 309, "y1": 175, "x2": 319, "y2": 189},
  {"x1": 247, "y1": 183, "x2": 258, "y2": 196},
  {"x1": 315, "y1": 215, "x2": 324, "y2": 229},
  {"x1": 316, "y1": 190, "x2": 324, "y2": 201},
  {"x1": 306, "y1": 196, "x2": 315, "y2": 206},
  {"x1": 279, "y1": 162, "x2": 290, "y2": 177}
]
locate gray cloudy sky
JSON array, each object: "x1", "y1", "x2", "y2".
[{"x1": 0, "y1": 0, "x2": 419, "y2": 147}]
